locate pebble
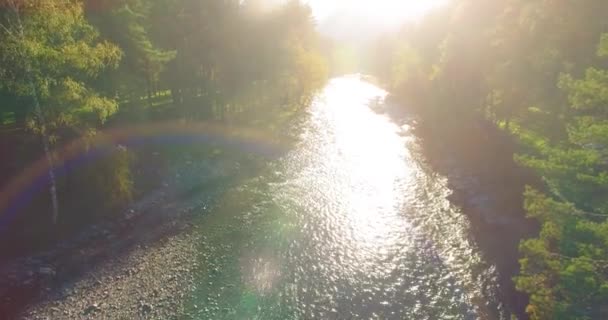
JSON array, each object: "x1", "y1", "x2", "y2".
[
  {"x1": 83, "y1": 303, "x2": 101, "y2": 315},
  {"x1": 140, "y1": 303, "x2": 153, "y2": 313},
  {"x1": 13, "y1": 193, "x2": 204, "y2": 320}
]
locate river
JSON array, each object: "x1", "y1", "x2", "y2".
[{"x1": 184, "y1": 76, "x2": 506, "y2": 319}]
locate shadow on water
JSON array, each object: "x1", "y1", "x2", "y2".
[{"x1": 380, "y1": 93, "x2": 539, "y2": 320}]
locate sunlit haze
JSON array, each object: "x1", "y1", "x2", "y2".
[
  {"x1": 306, "y1": 0, "x2": 448, "y2": 24},
  {"x1": 2, "y1": 0, "x2": 602, "y2": 318},
  {"x1": 303, "y1": 0, "x2": 449, "y2": 42}
]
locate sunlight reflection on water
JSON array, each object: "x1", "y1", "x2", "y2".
[
  {"x1": 307, "y1": 77, "x2": 414, "y2": 271},
  {"x1": 189, "y1": 76, "x2": 504, "y2": 320}
]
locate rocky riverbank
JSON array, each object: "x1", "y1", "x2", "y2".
[
  {"x1": 23, "y1": 231, "x2": 202, "y2": 320},
  {"x1": 417, "y1": 120, "x2": 537, "y2": 319},
  {"x1": 379, "y1": 95, "x2": 538, "y2": 319},
  {"x1": 0, "y1": 182, "x2": 203, "y2": 320},
  {"x1": 0, "y1": 147, "x2": 248, "y2": 319}
]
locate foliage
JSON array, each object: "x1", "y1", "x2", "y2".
[
  {"x1": 0, "y1": 0, "x2": 122, "y2": 137},
  {"x1": 0, "y1": 0, "x2": 326, "y2": 229},
  {"x1": 87, "y1": 0, "x2": 176, "y2": 104},
  {"x1": 372, "y1": 0, "x2": 608, "y2": 318},
  {"x1": 78, "y1": 144, "x2": 134, "y2": 212}
]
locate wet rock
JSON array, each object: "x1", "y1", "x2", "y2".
[
  {"x1": 140, "y1": 303, "x2": 153, "y2": 314},
  {"x1": 125, "y1": 209, "x2": 136, "y2": 220},
  {"x1": 83, "y1": 303, "x2": 101, "y2": 315}
]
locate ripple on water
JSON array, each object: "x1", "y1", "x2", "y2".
[{"x1": 188, "y1": 76, "x2": 505, "y2": 320}]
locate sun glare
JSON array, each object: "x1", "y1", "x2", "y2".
[{"x1": 307, "y1": 0, "x2": 448, "y2": 23}]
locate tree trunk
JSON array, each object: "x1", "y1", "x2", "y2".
[
  {"x1": 145, "y1": 61, "x2": 153, "y2": 108},
  {"x1": 10, "y1": 0, "x2": 60, "y2": 224},
  {"x1": 31, "y1": 87, "x2": 60, "y2": 225},
  {"x1": 41, "y1": 130, "x2": 59, "y2": 224},
  {"x1": 146, "y1": 74, "x2": 153, "y2": 108}
]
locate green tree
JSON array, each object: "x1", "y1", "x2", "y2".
[
  {"x1": 87, "y1": 0, "x2": 175, "y2": 106},
  {"x1": 512, "y1": 34, "x2": 608, "y2": 320},
  {"x1": 0, "y1": 0, "x2": 121, "y2": 223},
  {"x1": 372, "y1": 1, "x2": 608, "y2": 318}
]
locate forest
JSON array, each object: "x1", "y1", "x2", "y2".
[
  {"x1": 372, "y1": 0, "x2": 608, "y2": 319},
  {"x1": 0, "y1": 0, "x2": 326, "y2": 245},
  {"x1": 1, "y1": 0, "x2": 608, "y2": 319}
]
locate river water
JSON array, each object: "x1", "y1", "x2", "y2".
[{"x1": 185, "y1": 76, "x2": 505, "y2": 319}]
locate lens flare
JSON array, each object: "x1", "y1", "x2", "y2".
[{"x1": 0, "y1": 122, "x2": 286, "y2": 229}]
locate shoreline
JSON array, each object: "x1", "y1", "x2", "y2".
[
  {"x1": 0, "y1": 92, "x2": 538, "y2": 319},
  {"x1": 386, "y1": 96, "x2": 537, "y2": 319}
]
